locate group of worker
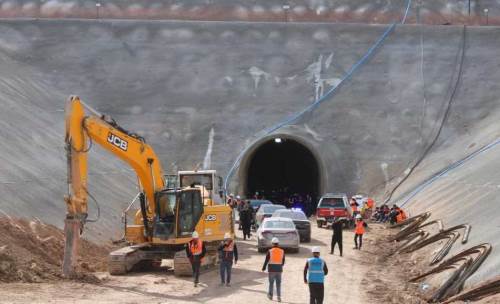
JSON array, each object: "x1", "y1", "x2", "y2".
[
  {"x1": 185, "y1": 196, "x2": 402, "y2": 303},
  {"x1": 186, "y1": 231, "x2": 328, "y2": 303},
  {"x1": 372, "y1": 204, "x2": 407, "y2": 224}
]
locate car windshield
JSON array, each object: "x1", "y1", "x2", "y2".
[
  {"x1": 263, "y1": 220, "x2": 295, "y2": 229},
  {"x1": 319, "y1": 197, "x2": 345, "y2": 208},
  {"x1": 274, "y1": 211, "x2": 307, "y2": 220},
  {"x1": 262, "y1": 205, "x2": 286, "y2": 214},
  {"x1": 250, "y1": 200, "x2": 272, "y2": 208}
]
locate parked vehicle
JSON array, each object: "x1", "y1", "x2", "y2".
[
  {"x1": 272, "y1": 209, "x2": 311, "y2": 242},
  {"x1": 249, "y1": 199, "x2": 273, "y2": 212},
  {"x1": 255, "y1": 204, "x2": 286, "y2": 229},
  {"x1": 316, "y1": 193, "x2": 352, "y2": 228},
  {"x1": 257, "y1": 217, "x2": 300, "y2": 253},
  {"x1": 248, "y1": 199, "x2": 272, "y2": 230}
]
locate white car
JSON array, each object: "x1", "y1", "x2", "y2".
[
  {"x1": 257, "y1": 217, "x2": 300, "y2": 253},
  {"x1": 255, "y1": 204, "x2": 286, "y2": 229}
]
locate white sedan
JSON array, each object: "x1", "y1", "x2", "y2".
[{"x1": 257, "y1": 217, "x2": 300, "y2": 253}]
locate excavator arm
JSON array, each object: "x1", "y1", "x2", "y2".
[{"x1": 63, "y1": 95, "x2": 165, "y2": 276}]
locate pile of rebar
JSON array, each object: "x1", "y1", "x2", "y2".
[{"x1": 387, "y1": 212, "x2": 495, "y2": 303}]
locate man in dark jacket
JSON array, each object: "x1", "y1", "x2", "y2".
[
  {"x1": 218, "y1": 232, "x2": 238, "y2": 287},
  {"x1": 330, "y1": 218, "x2": 344, "y2": 256},
  {"x1": 186, "y1": 231, "x2": 206, "y2": 287},
  {"x1": 240, "y1": 201, "x2": 253, "y2": 240}
]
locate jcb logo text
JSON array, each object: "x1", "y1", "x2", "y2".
[{"x1": 107, "y1": 133, "x2": 128, "y2": 151}]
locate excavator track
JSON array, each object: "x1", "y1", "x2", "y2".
[{"x1": 108, "y1": 244, "x2": 148, "y2": 275}]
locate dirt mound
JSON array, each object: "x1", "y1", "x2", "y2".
[{"x1": 0, "y1": 216, "x2": 109, "y2": 283}]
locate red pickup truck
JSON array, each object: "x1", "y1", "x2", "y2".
[{"x1": 316, "y1": 193, "x2": 352, "y2": 228}]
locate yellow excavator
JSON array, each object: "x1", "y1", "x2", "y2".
[{"x1": 63, "y1": 95, "x2": 233, "y2": 277}]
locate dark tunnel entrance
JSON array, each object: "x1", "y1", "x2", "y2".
[{"x1": 246, "y1": 138, "x2": 319, "y2": 215}]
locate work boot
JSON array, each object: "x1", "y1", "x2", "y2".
[
  {"x1": 267, "y1": 294, "x2": 272, "y2": 300},
  {"x1": 226, "y1": 283, "x2": 231, "y2": 287},
  {"x1": 220, "y1": 282, "x2": 225, "y2": 286},
  {"x1": 353, "y1": 246, "x2": 358, "y2": 250},
  {"x1": 194, "y1": 282, "x2": 198, "y2": 287},
  {"x1": 277, "y1": 297, "x2": 281, "y2": 302}
]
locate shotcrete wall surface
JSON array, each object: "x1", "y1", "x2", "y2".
[{"x1": 0, "y1": 19, "x2": 499, "y2": 285}]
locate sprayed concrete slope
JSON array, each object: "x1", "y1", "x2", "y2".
[
  {"x1": 0, "y1": 0, "x2": 499, "y2": 25},
  {"x1": 0, "y1": 20, "x2": 499, "y2": 285}
]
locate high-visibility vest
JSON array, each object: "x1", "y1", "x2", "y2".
[
  {"x1": 351, "y1": 203, "x2": 358, "y2": 212},
  {"x1": 366, "y1": 198, "x2": 374, "y2": 209},
  {"x1": 355, "y1": 221, "x2": 365, "y2": 235},
  {"x1": 396, "y1": 209, "x2": 407, "y2": 223},
  {"x1": 307, "y1": 257, "x2": 325, "y2": 283},
  {"x1": 269, "y1": 247, "x2": 284, "y2": 264},
  {"x1": 190, "y1": 239, "x2": 203, "y2": 256}
]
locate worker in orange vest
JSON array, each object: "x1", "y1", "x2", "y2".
[
  {"x1": 396, "y1": 207, "x2": 407, "y2": 223},
  {"x1": 262, "y1": 237, "x2": 285, "y2": 302},
  {"x1": 186, "y1": 231, "x2": 206, "y2": 287},
  {"x1": 218, "y1": 232, "x2": 238, "y2": 287},
  {"x1": 350, "y1": 198, "x2": 359, "y2": 217},
  {"x1": 353, "y1": 214, "x2": 368, "y2": 250}
]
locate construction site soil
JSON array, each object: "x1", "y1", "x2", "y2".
[
  {"x1": 1, "y1": 221, "x2": 496, "y2": 303},
  {"x1": 0, "y1": 216, "x2": 108, "y2": 283}
]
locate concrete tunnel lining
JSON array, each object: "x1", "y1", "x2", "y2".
[{"x1": 237, "y1": 134, "x2": 327, "y2": 201}]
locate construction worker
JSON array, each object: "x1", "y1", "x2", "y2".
[
  {"x1": 395, "y1": 206, "x2": 407, "y2": 223},
  {"x1": 304, "y1": 247, "x2": 328, "y2": 304},
  {"x1": 262, "y1": 237, "x2": 285, "y2": 302},
  {"x1": 354, "y1": 214, "x2": 367, "y2": 250},
  {"x1": 330, "y1": 218, "x2": 343, "y2": 256},
  {"x1": 186, "y1": 231, "x2": 206, "y2": 287},
  {"x1": 218, "y1": 232, "x2": 238, "y2": 287},
  {"x1": 240, "y1": 201, "x2": 253, "y2": 240},
  {"x1": 350, "y1": 198, "x2": 359, "y2": 217},
  {"x1": 364, "y1": 197, "x2": 375, "y2": 219}
]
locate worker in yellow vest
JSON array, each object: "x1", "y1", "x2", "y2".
[
  {"x1": 353, "y1": 214, "x2": 368, "y2": 250},
  {"x1": 262, "y1": 237, "x2": 285, "y2": 302},
  {"x1": 186, "y1": 231, "x2": 206, "y2": 287}
]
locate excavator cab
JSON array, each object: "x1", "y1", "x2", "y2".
[
  {"x1": 153, "y1": 188, "x2": 204, "y2": 240},
  {"x1": 153, "y1": 190, "x2": 177, "y2": 240}
]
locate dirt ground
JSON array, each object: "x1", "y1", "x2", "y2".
[
  {"x1": 0, "y1": 216, "x2": 108, "y2": 284},
  {"x1": 0, "y1": 220, "x2": 496, "y2": 304}
]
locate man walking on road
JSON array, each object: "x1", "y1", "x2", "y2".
[
  {"x1": 218, "y1": 232, "x2": 238, "y2": 287},
  {"x1": 354, "y1": 214, "x2": 368, "y2": 250},
  {"x1": 186, "y1": 231, "x2": 206, "y2": 287},
  {"x1": 262, "y1": 237, "x2": 285, "y2": 302},
  {"x1": 330, "y1": 218, "x2": 344, "y2": 256},
  {"x1": 304, "y1": 247, "x2": 328, "y2": 304}
]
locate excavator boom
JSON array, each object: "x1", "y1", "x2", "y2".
[{"x1": 63, "y1": 96, "x2": 165, "y2": 276}]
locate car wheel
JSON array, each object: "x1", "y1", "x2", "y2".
[
  {"x1": 317, "y1": 221, "x2": 323, "y2": 228},
  {"x1": 291, "y1": 247, "x2": 300, "y2": 253},
  {"x1": 304, "y1": 236, "x2": 311, "y2": 243}
]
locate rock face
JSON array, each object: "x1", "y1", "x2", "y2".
[
  {"x1": 0, "y1": 0, "x2": 498, "y2": 25},
  {"x1": 0, "y1": 19, "x2": 499, "y2": 285}
]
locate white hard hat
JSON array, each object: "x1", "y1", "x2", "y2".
[
  {"x1": 224, "y1": 232, "x2": 232, "y2": 240},
  {"x1": 356, "y1": 214, "x2": 362, "y2": 219},
  {"x1": 311, "y1": 246, "x2": 320, "y2": 253},
  {"x1": 271, "y1": 237, "x2": 279, "y2": 244},
  {"x1": 229, "y1": 193, "x2": 234, "y2": 197},
  {"x1": 236, "y1": 195, "x2": 241, "y2": 199},
  {"x1": 192, "y1": 231, "x2": 199, "y2": 238}
]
